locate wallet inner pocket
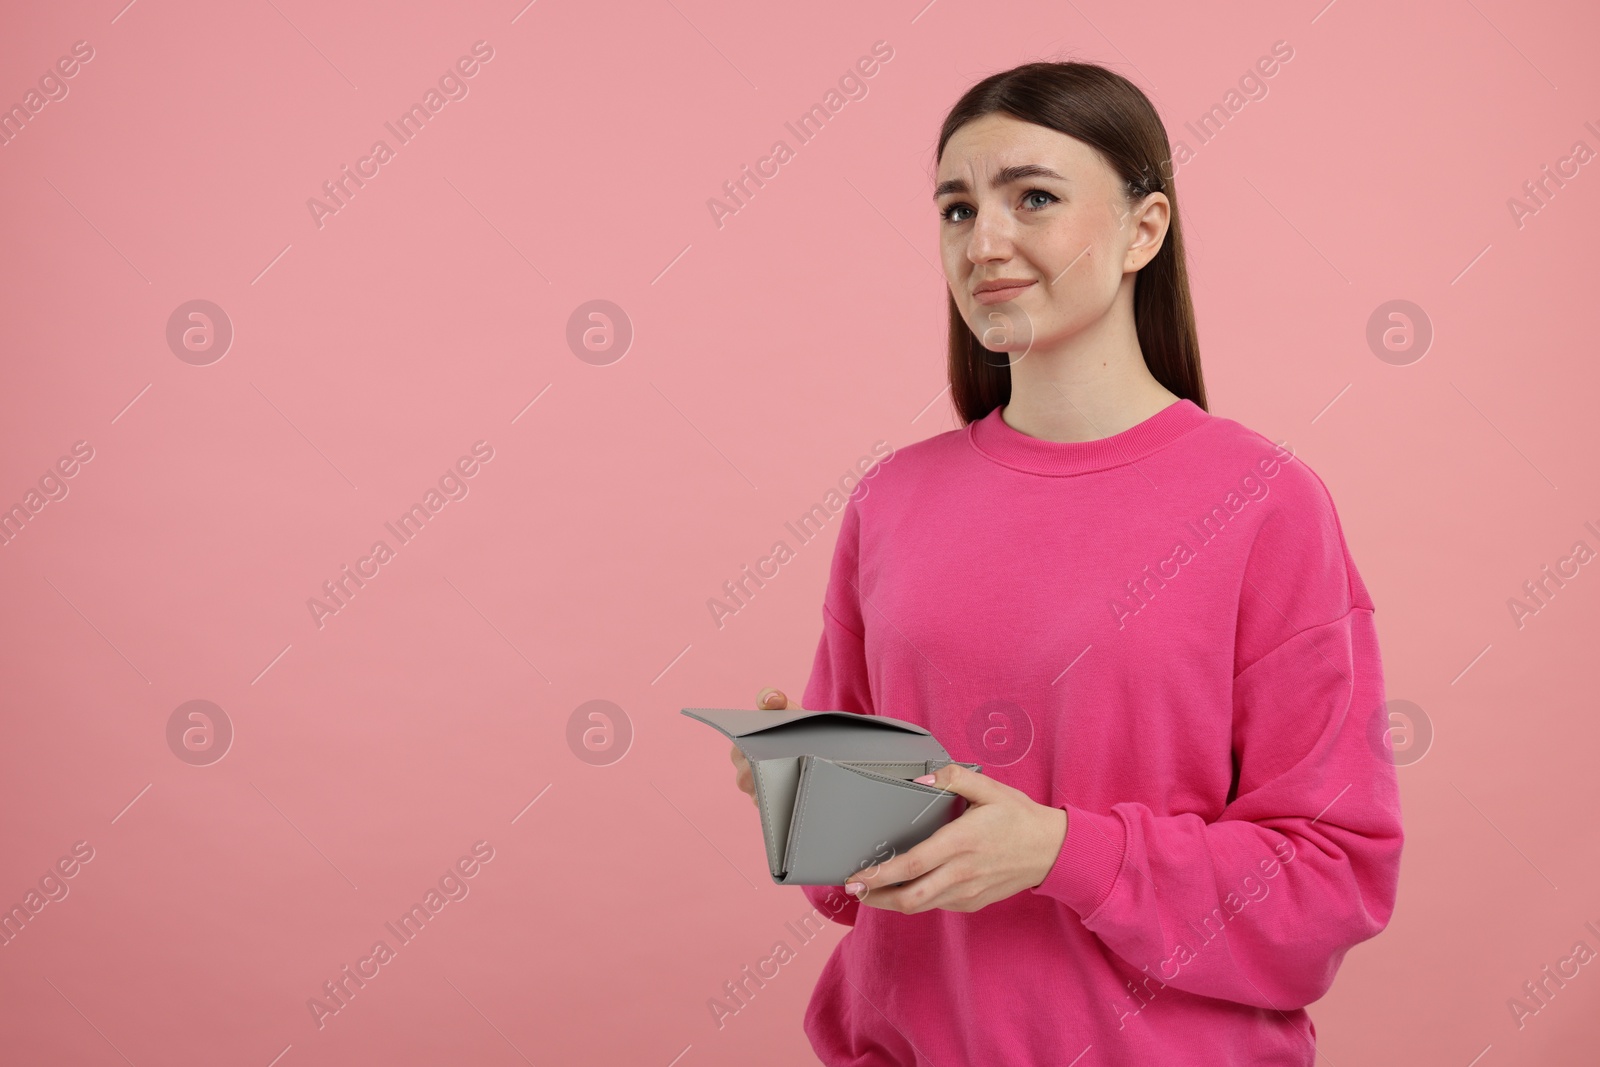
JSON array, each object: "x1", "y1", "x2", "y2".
[
  {"x1": 830, "y1": 760, "x2": 938, "y2": 782},
  {"x1": 832, "y1": 759, "x2": 982, "y2": 785},
  {"x1": 780, "y1": 757, "x2": 976, "y2": 884}
]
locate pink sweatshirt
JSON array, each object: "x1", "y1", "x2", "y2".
[{"x1": 797, "y1": 398, "x2": 1403, "y2": 1066}]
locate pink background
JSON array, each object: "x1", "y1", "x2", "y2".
[{"x1": 2, "y1": 0, "x2": 1597, "y2": 1064}]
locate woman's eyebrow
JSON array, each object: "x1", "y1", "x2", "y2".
[{"x1": 933, "y1": 164, "x2": 1069, "y2": 200}]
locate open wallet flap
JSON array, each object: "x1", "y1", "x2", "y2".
[
  {"x1": 681, "y1": 707, "x2": 983, "y2": 883},
  {"x1": 680, "y1": 707, "x2": 949, "y2": 762}
]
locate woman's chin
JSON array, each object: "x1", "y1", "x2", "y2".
[{"x1": 967, "y1": 309, "x2": 1036, "y2": 353}]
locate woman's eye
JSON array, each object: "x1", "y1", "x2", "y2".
[{"x1": 940, "y1": 190, "x2": 1057, "y2": 223}]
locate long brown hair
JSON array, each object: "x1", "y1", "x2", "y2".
[{"x1": 936, "y1": 61, "x2": 1207, "y2": 424}]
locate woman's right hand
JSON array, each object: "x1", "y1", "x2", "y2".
[{"x1": 731, "y1": 687, "x2": 797, "y2": 806}]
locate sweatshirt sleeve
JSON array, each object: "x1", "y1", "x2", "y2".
[
  {"x1": 798, "y1": 495, "x2": 873, "y2": 927},
  {"x1": 1028, "y1": 463, "x2": 1404, "y2": 1010}
]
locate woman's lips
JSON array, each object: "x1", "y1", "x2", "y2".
[{"x1": 974, "y1": 281, "x2": 1035, "y2": 305}]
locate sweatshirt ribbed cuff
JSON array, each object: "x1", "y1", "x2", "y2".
[{"x1": 1029, "y1": 804, "x2": 1126, "y2": 919}]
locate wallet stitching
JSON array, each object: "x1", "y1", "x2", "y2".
[
  {"x1": 836, "y1": 762, "x2": 984, "y2": 788},
  {"x1": 751, "y1": 761, "x2": 787, "y2": 878},
  {"x1": 784, "y1": 758, "x2": 818, "y2": 880}
]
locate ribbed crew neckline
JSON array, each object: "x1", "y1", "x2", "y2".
[{"x1": 967, "y1": 398, "x2": 1209, "y2": 476}]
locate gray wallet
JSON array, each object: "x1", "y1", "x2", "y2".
[{"x1": 682, "y1": 707, "x2": 983, "y2": 885}]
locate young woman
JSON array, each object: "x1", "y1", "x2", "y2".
[{"x1": 730, "y1": 61, "x2": 1402, "y2": 1066}]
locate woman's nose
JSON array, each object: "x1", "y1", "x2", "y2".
[{"x1": 967, "y1": 209, "x2": 1014, "y2": 263}]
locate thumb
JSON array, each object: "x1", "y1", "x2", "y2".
[{"x1": 912, "y1": 763, "x2": 993, "y2": 802}]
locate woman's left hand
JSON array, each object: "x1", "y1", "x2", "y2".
[{"x1": 842, "y1": 763, "x2": 1069, "y2": 914}]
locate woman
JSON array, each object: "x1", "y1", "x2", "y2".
[{"x1": 730, "y1": 61, "x2": 1402, "y2": 1066}]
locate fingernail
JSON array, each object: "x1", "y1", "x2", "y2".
[
  {"x1": 845, "y1": 881, "x2": 866, "y2": 895},
  {"x1": 913, "y1": 774, "x2": 936, "y2": 784}
]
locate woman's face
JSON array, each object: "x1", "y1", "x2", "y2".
[{"x1": 934, "y1": 112, "x2": 1167, "y2": 356}]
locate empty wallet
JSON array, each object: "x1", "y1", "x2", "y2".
[{"x1": 682, "y1": 706, "x2": 983, "y2": 886}]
